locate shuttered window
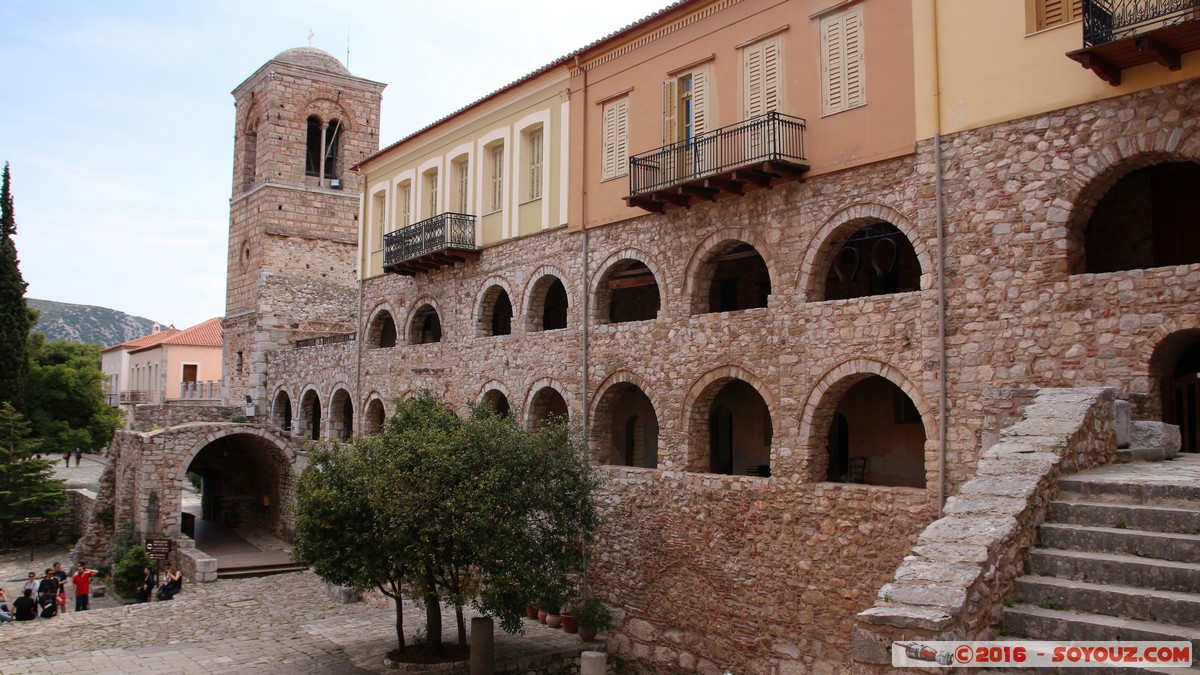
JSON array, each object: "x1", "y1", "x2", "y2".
[
  {"x1": 454, "y1": 159, "x2": 469, "y2": 213},
  {"x1": 663, "y1": 67, "x2": 708, "y2": 144},
  {"x1": 528, "y1": 128, "x2": 543, "y2": 200},
  {"x1": 397, "y1": 182, "x2": 411, "y2": 227},
  {"x1": 1034, "y1": 0, "x2": 1082, "y2": 31},
  {"x1": 743, "y1": 36, "x2": 781, "y2": 118},
  {"x1": 821, "y1": 7, "x2": 865, "y2": 116},
  {"x1": 602, "y1": 98, "x2": 629, "y2": 180},
  {"x1": 489, "y1": 145, "x2": 504, "y2": 213}
]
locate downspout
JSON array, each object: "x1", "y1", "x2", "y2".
[
  {"x1": 576, "y1": 54, "x2": 591, "y2": 437},
  {"x1": 353, "y1": 172, "x2": 365, "y2": 434},
  {"x1": 931, "y1": 0, "x2": 948, "y2": 516}
]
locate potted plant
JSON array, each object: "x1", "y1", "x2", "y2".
[
  {"x1": 561, "y1": 603, "x2": 579, "y2": 633},
  {"x1": 575, "y1": 599, "x2": 613, "y2": 642}
]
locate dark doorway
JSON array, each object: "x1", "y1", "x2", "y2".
[
  {"x1": 543, "y1": 279, "x2": 568, "y2": 330},
  {"x1": 1165, "y1": 341, "x2": 1200, "y2": 453}
]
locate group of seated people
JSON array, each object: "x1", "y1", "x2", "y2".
[{"x1": 1, "y1": 562, "x2": 183, "y2": 621}]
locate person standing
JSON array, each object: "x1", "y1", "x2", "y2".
[
  {"x1": 74, "y1": 447, "x2": 83, "y2": 466},
  {"x1": 64, "y1": 451, "x2": 71, "y2": 467},
  {"x1": 72, "y1": 562, "x2": 98, "y2": 611},
  {"x1": 51, "y1": 562, "x2": 68, "y2": 613}
]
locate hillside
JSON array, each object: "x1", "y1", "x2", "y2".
[{"x1": 28, "y1": 298, "x2": 165, "y2": 347}]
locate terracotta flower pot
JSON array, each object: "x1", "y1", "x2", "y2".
[
  {"x1": 561, "y1": 612, "x2": 579, "y2": 633},
  {"x1": 579, "y1": 626, "x2": 597, "y2": 642},
  {"x1": 526, "y1": 605, "x2": 539, "y2": 619},
  {"x1": 537, "y1": 608, "x2": 548, "y2": 624},
  {"x1": 546, "y1": 613, "x2": 562, "y2": 628}
]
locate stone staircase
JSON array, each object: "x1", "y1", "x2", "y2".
[{"x1": 1002, "y1": 428, "x2": 1200, "y2": 672}]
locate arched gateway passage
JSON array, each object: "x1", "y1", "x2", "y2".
[{"x1": 86, "y1": 424, "x2": 303, "y2": 581}]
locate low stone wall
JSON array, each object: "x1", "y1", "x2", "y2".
[
  {"x1": 65, "y1": 488, "x2": 97, "y2": 544},
  {"x1": 129, "y1": 402, "x2": 243, "y2": 432},
  {"x1": 851, "y1": 388, "x2": 1118, "y2": 670},
  {"x1": 173, "y1": 537, "x2": 218, "y2": 583}
]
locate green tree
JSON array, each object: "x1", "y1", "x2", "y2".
[
  {"x1": 0, "y1": 163, "x2": 33, "y2": 407},
  {"x1": 294, "y1": 390, "x2": 600, "y2": 658},
  {"x1": 24, "y1": 340, "x2": 122, "y2": 455},
  {"x1": 0, "y1": 402, "x2": 68, "y2": 550}
]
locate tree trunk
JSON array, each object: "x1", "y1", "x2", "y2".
[
  {"x1": 456, "y1": 604, "x2": 466, "y2": 646},
  {"x1": 384, "y1": 581, "x2": 406, "y2": 654},
  {"x1": 423, "y1": 566, "x2": 444, "y2": 656}
]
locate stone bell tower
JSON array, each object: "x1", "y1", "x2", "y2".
[{"x1": 224, "y1": 47, "x2": 385, "y2": 411}]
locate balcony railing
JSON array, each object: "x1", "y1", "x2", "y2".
[
  {"x1": 625, "y1": 111, "x2": 808, "y2": 213},
  {"x1": 175, "y1": 380, "x2": 221, "y2": 400},
  {"x1": 383, "y1": 212, "x2": 480, "y2": 276},
  {"x1": 294, "y1": 332, "x2": 356, "y2": 349},
  {"x1": 1083, "y1": 0, "x2": 1200, "y2": 46},
  {"x1": 1070, "y1": 0, "x2": 1200, "y2": 84},
  {"x1": 119, "y1": 390, "x2": 159, "y2": 405}
]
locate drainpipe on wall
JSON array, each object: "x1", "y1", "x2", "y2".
[
  {"x1": 575, "y1": 54, "x2": 592, "y2": 600},
  {"x1": 355, "y1": 277, "x2": 363, "y2": 433},
  {"x1": 931, "y1": 0, "x2": 948, "y2": 517}
]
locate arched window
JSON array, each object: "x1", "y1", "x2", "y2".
[
  {"x1": 481, "y1": 389, "x2": 511, "y2": 417},
  {"x1": 368, "y1": 311, "x2": 397, "y2": 348},
  {"x1": 1083, "y1": 162, "x2": 1200, "y2": 273},
  {"x1": 823, "y1": 223, "x2": 920, "y2": 301},
  {"x1": 477, "y1": 285, "x2": 514, "y2": 337},
  {"x1": 593, "y1": 383, "x2": 658, "y2": 468},
  {"x1": 272, "y1": 391, "x2": 292, "y2": 433},
  {"x1": 528, "y1": 387, "x2": 568, "y2": 428},
  {"x1": 824, "y1": 376, "x2": 925, "y2": 487},
  {"x1": 596, "y1": 259, "x2": 660, "y2": 324},
  {"x1": 691, "y1": 378, "x2": 771, "y2": 477},
  {"x1": 299, "y1": 390, "x2": 322, "y2": 441},
  {"x1": 410, "y1": 304, "x2": 443, "y2": 344},
  {"x1": 693, "y1": 241, "x2": 771, "y2": 314},
  {"x1": 305, "y1": 116, "x2": 341, "y2": 179},
  {"x1": 527, "y1": 275, "x2": 568, "y2": 331},
  {"x1": 364, "y1": 398, "x2": 386, "y2": 436},
  {"x1": 330, "y1": 389, "x2": 353, "y2": 440}
]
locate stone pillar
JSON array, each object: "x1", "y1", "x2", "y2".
[
  {"x1": 582, "y1": 650, "x2": 607, "y2": 675},
  {"x1": 469, "y1": 616, "x2": 494, "y2": 675}
]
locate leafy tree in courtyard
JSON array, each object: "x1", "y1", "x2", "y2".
[
  {"x1": 0, "y1": 163, "x2": 34, "y2": 407},
  {"x1": 23, "y1": 340, "x2": 122, "y2": 455},
  {"x1": 0, "y1": 402, "x2": 68, "y2": 551},
  {"x1": 294, "y1": 390, "x2": 600, "y2": 658}
]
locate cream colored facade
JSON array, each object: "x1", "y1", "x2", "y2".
[
  {"x1": 914, "y1": 0, "x2": 1200, "y2": 138},
  {"x1": 357, "y1": 68, "x2": 572, "y2": 279}
]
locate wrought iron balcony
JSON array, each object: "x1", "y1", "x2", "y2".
[
  {"x1": 1069, "y1": 0, "x2": 1200, "y2": 85},
  {"x1": 383, "y1": 212, "x2": 480, "y2": 276},
  {"x1": 625, "y1": 111, "x2": 809, "y2": 213}
]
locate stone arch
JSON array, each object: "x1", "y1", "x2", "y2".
[
  {"x1": 474, "y1": 277, "x2": 516, "y2": 337},
  {"x1": 365, "y1": 302, "x2": 400, "y2": 348},
  {"x1": 590, "y1": 370, "x2": 662, "y2": 468},
  {"x1": 524, "y1": 265, "x2": 573, "y2": 332},
  {"x1": 299, "y1": 93, "x2": 359, "y2": 132},
  {"x1": 477, "y1": 379, "x2": 513, "y2": 417},
  {"x1": 298, "y1": 387, "x2": 323, "y2": 440},
  {"x1": 329, "y1": 386, "x2": 355, "y2": 440},
  {"x1": 683, "y1": 229, "x2": 777, "y2": 314},
  {"x1": 1063, "y1": 149, "x2": 1200, "y2": 274},
  {"x1": 407, "y1": 297, "x2": 444, "y2": 344},
  {"x1": 362, "y1": 394, "x2": 387, "y2": 436},
  {"x1": 270, "y1": 387, "x2": 294, "y2": 434},
  {"x1": 525, "y1": 377, "x2": 571, "y2": 428},
  {"x1": 681, "y1": 365, "x2": 776, "y2": 475},
  {"x1": 1146, "y1": 324, "x2": 1200, "y2": 452},
  {"x1": 800, "y1": 203, "x2": 930, "y2": 301},
  {"x1": 591, "y1": 248, "x2": 666, "y2": 325},
  {"x1": 798, "y1": 359, "x2": 935, "y2": 487},
  {"x1": 170, "y1": 426, "x2": 299, "y2": 541}
]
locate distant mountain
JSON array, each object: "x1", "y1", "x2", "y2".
[{"x1": 28, "y1": 298, "x2": 166, "y2": 347}]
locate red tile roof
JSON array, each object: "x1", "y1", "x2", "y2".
[
  {"x1": 129, "y1": 317, "x2": 223, "y2": 353},
  {"x1": 102, "y1": 327, "x2": 181, "y2": 352}
]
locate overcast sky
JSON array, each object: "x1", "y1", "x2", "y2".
[{"x1": 1, "y1": 0, "x2": 661, "y2": 332}]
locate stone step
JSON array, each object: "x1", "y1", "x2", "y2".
[
  {"x1": 217, "y1": 563, "x2": 307, "y2": 580},
  {"x1": 1049, "y1": 499, "x2": 1200, "y2": 535},
  {"x1": 1014, "y1": 576, "x2": 1200, "y2": 628},
  {"x1": 1027, "y1": 548, "x2": 1200, "y2": 593},
  {"x1": 1003, "y1": 605, "x2": 1200, "y2": 665},
  {"x1": 1059, "y1": 472, "x2": 1200, "y2": 506},
  {"x1": 1038, "y1": 523, "x2": 1200, "y2": 563},
  {"x1": 1117, "y1": 446, "x2": 1175, "y2": 463}
]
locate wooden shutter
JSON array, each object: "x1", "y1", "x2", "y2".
[
  {"x1": 744, "y1": 37, "x2": 781, "y2": 118},
  {"x1": 662, "y1": 79, "x2": 678, "y2": 145},
  {"x1": 603, "y1": 99, "x2": 629, "y2": 179},
  {"x1": 692, "y1": 67, "x2": 708, "y2": 136},
  {"x1": 1037, "y1": 0, "x2": 1082, "y2": 30},
  {"x1": 822, "y1": 8, "x2": 865, "y2": 115}
]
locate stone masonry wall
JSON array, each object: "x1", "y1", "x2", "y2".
[
  {"x1": 258, "y1": 81, "x2": 1200, "y2": 673},
  {"x1": 851, "y1": 388, "x2": 1118, "y2": 671}
]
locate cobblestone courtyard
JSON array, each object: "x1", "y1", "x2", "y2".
[{"x1": 0, "y1": 456, "x2": 587, "y2": 673}]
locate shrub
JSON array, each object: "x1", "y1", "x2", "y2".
[
  {"x1": 105, "y1": 522, "x2": 140, "y2": 570},
  {"x1": 575, "y1": 599, "x2": 614, "y2": 632},
  {"x1": 113, "y1": 544, "x2": 152, "y2": 597}
]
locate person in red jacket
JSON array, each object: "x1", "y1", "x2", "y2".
[{"x1": 72, "y1": 562, "x2": 99, "y2": 611}]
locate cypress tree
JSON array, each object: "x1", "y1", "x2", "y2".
[{"x1": 0, "y1": 162, "x2": 33, "y2": 407}]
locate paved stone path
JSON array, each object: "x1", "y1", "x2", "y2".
[{"x1": 0, "y1": 570, "x2": 590, "y2": 673}]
